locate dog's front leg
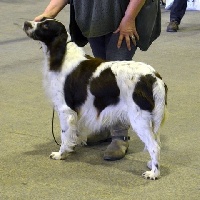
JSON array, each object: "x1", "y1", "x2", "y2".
[{"x1": 50, "y1": 106, "x2": 78, "y2": 160}]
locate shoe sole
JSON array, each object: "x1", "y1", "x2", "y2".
[
  {"x1": 103, "y1": 149, "x2": 128, "y2": 161},
  {"x1": 166, "y1": 29, "x2": 177, "y2": 32}
]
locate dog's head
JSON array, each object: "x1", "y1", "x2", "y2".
[
  {"x1": 23, "y1": 18, "x2": 71, "y2": 71},
  {"x1": 23, "y1": 18, "x2": 69, "y2": 46}
]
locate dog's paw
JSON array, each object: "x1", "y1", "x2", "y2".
[
  {"x1": 142, "y1": 170, "x2": 160, "y2": 180},
  {"x1": 49, "y1": 152, "x2": 68, "y2": 160}
]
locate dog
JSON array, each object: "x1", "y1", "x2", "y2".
[{"x1": 23, "y1": 18, "x2": 167, "y2": 180}]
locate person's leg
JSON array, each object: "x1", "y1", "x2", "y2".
[
  {"x1": 88, "y1": 36, "x2": 106, "y2": 60},
  {"x1": 167, "y1": 0, "x2": 187, "y2": 32},
  {"x1": 86, "y1": 36, "x2": 110, "y2": 145},
  {"x1": 88, "y1": 33, "x2": 137, "y2": 161},
  {"x1": 170, "y1": 0, "x2": 187, "y2": 23},
  {"x1": 103, "y1": 122, "x2": 130, "y2": 161},
  {"x1": 105, "y1": 32, "x2": 137, "y2": 160},
  {"x1": 105, "y1": 32, "x2": 137, "y2": 61}
]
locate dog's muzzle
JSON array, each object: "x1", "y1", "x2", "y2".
[
  {"x1": 23, "y1": 21, "x2": 38, "y2": 39},
  {"x1": 23, "y1": 21, "x2": 33, "y2": 32}
]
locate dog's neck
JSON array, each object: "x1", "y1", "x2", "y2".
[
  {"x1": 41, "y1": 42, "x2": 49, "y2": 55},
  {"x1": 41, "y1": 38, "x2": 86, "y2": 72},
  {"x1": 40, "y1": 33, "x2": 67, "y2": 71},
  {"x1": 66, "y1": 42, "x2": 86, "y2": 61}
]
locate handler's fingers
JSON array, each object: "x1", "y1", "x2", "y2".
[
  {"x1": 134, "y1": 31, "x2": 139, "y2": 41},
  {"x1": 130, "y1": 35, "x2": 136, "y2": 46},
  {"x1": 34, "y1": 15, "x2": 44, "y2": 22},
  {"x1": 125, "y1": 35, "x2": 132, "y2": 51},
  {"x1": 117, "y1": 34, "x2": 124, "y2": 49}
]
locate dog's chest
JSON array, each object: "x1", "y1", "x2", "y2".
[{"x1": 43, "y1": 66, "x2": 66, "y2": 106}]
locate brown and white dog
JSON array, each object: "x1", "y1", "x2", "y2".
[{"x1": 23, "y1": 18, "x2": 167, "y2": 180}]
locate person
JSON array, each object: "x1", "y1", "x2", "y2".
[
  {"x1": 166, "y1": 0, "x2": 187, "y2": 32},
  {"x1": 34, "y1": 0, "x2": 161, "y2": 161}
]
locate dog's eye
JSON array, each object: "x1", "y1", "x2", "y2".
[{"x1": 42, "y1": 24, "x2": 49, "y2": 30}]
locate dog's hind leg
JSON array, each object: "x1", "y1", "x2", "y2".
[
  {"x1": 129, "y1": 112, "x2": 160, "y2": 180},
  {"x1": 50, "y1": 106, "x2": 78, "y2": 160}
]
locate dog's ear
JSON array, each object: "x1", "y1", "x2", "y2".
[{"x1": 49, "y1": 33, "x2": 67, "y2": 71}]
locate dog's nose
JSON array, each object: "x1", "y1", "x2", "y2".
[{"x1": 24, "y1": 21, "x2": 32, "y2": 30}]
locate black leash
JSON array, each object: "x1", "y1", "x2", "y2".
[{"x1": 51, "y1": 108, "x2": 61, "y2": 146}]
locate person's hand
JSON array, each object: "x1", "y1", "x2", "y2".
[
  {"x1": 34, "y1": 14, "x2": 53, "y2": 22},
  {"x1": 114, "y1": 16, "x2": 139, "y2": 51}
]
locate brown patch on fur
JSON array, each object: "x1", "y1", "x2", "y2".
[
  {"x1": 49, "y1": 34, "x2": 67, "y2": 71},
  {"x1": 64, "y1": 57, "x2": 106, "y2": 111},
  {"x1": 132, "y1": 74, "x2": 156, "y2": 111}
]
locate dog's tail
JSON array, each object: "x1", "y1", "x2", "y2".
[{"x1": 152, "y1": 78, "x2": 168, "y2": 134}]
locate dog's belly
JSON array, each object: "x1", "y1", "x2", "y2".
[{"x1": 78, "y1": 98, "x2": 131, "y2": 133}]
